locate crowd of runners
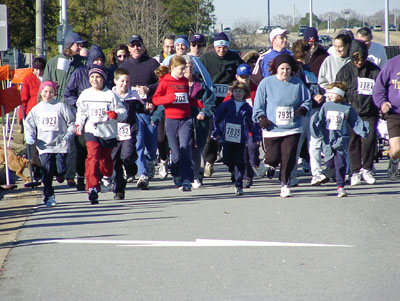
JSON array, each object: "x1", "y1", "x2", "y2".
[{"x1": 19, "y1": 25, "x2": 400, "y2": 206}]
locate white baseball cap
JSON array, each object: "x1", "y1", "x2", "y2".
[{"x1": 269, "y1": 28, "x2": 288, "y2": 42}]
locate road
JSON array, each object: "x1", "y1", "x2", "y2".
[{"x1": 1, "y1": 159, "x2": 400, "y2": 300}]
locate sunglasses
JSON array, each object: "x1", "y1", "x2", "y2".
[
  {"x1": 129, "y1": 43, "x2": 142, "y2": 48},
  {"x1": 117, "y1": 55, "x2": 127, "y2": 58},
  {"x1": 191, "y1": 43, "x2": 204, "y2": 48}
]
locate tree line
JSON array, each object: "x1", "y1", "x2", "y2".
[{"x1": 3, "y1": 0, "x2": 215, "y2": 58}]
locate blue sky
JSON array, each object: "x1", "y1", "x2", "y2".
[{"x1": 213, "y1": 0, "x2": 400, "y2": 27}]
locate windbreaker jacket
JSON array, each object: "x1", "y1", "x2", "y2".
[
  {"x1": 24, "y1": 98, "x2": 75, "y2": 155},
  {"x1": 76, "y1": 87, "x2": 127, "y2": 139},
  {"x1": 336, "y1": 40, "x2": 380, "y2": 119}
]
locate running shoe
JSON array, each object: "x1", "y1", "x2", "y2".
[
  {"x1": 88, "y1": 188, "x2": 99, "y2": 205},
  {"x1": 361, "y1": 168, "x2": 376, "y2": 184},
  {"x1": 173, "y1": 176, "x2": 182, "y2": 187},
  {"x1": 280, "y1": 185, "x2": 292, "y2": 198},
  {"x1": 45, "y1": 195, "x2": 56, "y2": 207},
  {"x1": 100, "y1": 176, "x2": 112, "y2": 193},
  {"x1": 55, "y1": 175, "x2": 65, "y2": 183},
  {"x1": 265, "y1": 164, "x2": 276, "y2": 179},
  {"x1": 158, "y1": 160, "x2": 168, "y2": 180},
  {"x1": 114, "y1": 192, "x2": 125, "y2": 200},
  {"x1": 350, "y1": 172, "x2": 362, "y2": 186},
  {"x1": 136, "y1": 175, "x2": 149, "y2": 190},
  {"x1": 192, "y1": 179, "x2": 202, "y2": 189},
  {"x1": 337, "y1": 187, "x2": 347, "y2": 198},
  {"x1": 76, "y1": 176, "x2": 85, "y2": 191},
  {"x1": 67, "y1": 178, "x2": 76, "y2": 187},
  {"x1": 180, "y1": 180, "x2": 192, "y2": 192},
  {"x1": 126, "y1": 175, "x2": 135, "y2": 183},
  {"x1": 310, "y1": 173, "x2": 329, "y2": 186},
  {"x1": 234, "y1": 187, "x2": 244, "y2": 196},
  {"x1": 387, "y1": 158, "x2": 399, "y2": 181},
  {"x1": 204, "y1": 162, "x2": 214, "y2": 178}
]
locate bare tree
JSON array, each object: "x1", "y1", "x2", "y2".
[
  {"x1": 272, "y1": 14, "x2": 293, "y2": 29},
  {"x1": 233, "y1": 19, "x2": 262, "y2": 49}
]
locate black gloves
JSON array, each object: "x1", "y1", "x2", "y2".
[{"x1": 296, "y1": 106, "x2": 308, "y2": 116}]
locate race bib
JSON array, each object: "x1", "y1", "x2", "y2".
[
  {"x1": 57, "y1": 57, "x2": 70, "y2": 72},
  {"x1": 225, "y1": 123, "x2": 241, "y2": 143},
  {"x1": 173, "y1": 92, "x2": 189, "y2": 104},
  {"x1": 88, "y1": 102, "x2": 108, "y2": 122},
  {"x1": 326, "y1": 110, "x2": 345, "y2": 130},
  {"x1": 357, "y1": 77, "x2": 375, "y2": 95},
  {"x1": 117, "y1": 123, "x2": 131, "y2": 141},
  {"x1": 276, "y1": 106, "x2": 294, "y2": 125},
  {"x1": 40, "y1": 112, "x2": 58, "y2": 131},
  {"x1": 213, "y1": 84, "x2": 229, "y2": 98}
]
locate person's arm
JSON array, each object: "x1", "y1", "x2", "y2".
[
  {"x1": 152, "y1": 81, "x2": 176, "y2": 105},
  {"x1": 373, "y1": 66, "x2": 391, "y2": 112}
]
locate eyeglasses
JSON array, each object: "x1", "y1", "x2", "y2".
[
  {"x1": 117, "y1": 55, "x2": 127, "y2": 58},
  {"x1": 129, "y1": 43, "x2": 142, "y2": 48},
  {"x1": 191, "y1": 43, "x2": 204, "y2": 48}
]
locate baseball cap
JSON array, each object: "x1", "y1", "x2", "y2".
[
  {"x1": 189, "y1": 34, "x2": 206, "y2": 44},
  {"x1": 64, "y1": 32, "x2": 86, "y2": 48},
  {"x1": 128, "y1": 35, "x2": 144, "y2": 45},
  {"x1": 236, "y1": 64, "x2": 252, "y2": 76},
  {"x1": 269, "y1": 28, "x2": 288, "y2": 42}
]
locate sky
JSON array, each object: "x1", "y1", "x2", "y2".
[{"x1": 213, "y1": 0, "x2": 400, "y2": 27}]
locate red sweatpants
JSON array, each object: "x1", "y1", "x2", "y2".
[{"x1": 85, "y1": 140, "x2": 114, "y2": 191}]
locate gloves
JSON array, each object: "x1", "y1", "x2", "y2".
[
  {"x1": 106, "y1": 111, "x2": 118, "y2": 120},
  {"x1": 62, "y1": 132, "x2": 74, "y2": 141},
  {"x1": 75, "y1": 125, "x2": 83, "y2": 136},
  {"x1": 296, "y1": 106, "x2": 308, "y2": 116},
  {"x1": 25, "y1": 137, "x2": 35, "y2": 145},
  {"x1": 258, "y1": 115, "x2": 273, "y2": 129}
]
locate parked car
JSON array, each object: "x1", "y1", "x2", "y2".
[
  {"x1": 298, "y1": 25, "x2": 307, "y2": 36},
  {"x1": 389, "y1": 24, "x2": 396, "y2": 31},
  {"x1": 373, "y1": 25, "x2": 382, "y2": 32},
  {"x1": 319, "y1": 35, "x2": 333, "y2": 49},
  {"x1": 256, "y1": 27, "x2": 264, "y2": 34}
]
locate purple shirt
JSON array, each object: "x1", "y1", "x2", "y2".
[{"x1": 373, "y1": 55, "x2": 400, "y2": 114}]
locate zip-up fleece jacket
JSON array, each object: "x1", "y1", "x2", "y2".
[
  {"x1": 76, "y1": 87, "x2": 127, "y2": 139},
  {"x1": 336, "y1": 40, "x2": 380, "y2": 119},
  {"x1": 24, "y1": 98, "x2": 75, "y2": 155},
  {"x1": 152, "y1": 74, "x2": 198, "y2": 119}
]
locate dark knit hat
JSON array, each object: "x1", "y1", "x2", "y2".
[
  {"x1": 273, "y1": 53, "x2": 296, "y2": 72},
  {"x1": 88, "y1": 64, "x2": 108, "y2": 81},
  {"x1": 304, "y1": 27, "x2": 319, "y2": 42},
  {"x1": 64, "y1": 32, "x2": 86, "y2": 49},
  {"x1": 214, "y1": 32, "x2": 230, "y2": 47}
]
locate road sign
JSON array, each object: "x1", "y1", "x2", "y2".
[{"x1": 0, "y1": 5, "x2": 8, "y2": 51}]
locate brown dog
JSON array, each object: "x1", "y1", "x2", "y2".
[{"x1": 0, "y1": 147, "x2": 30, "y2": 183}]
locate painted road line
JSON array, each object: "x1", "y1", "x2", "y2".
[{"x1": 42, "y1": 239, "x2": 353, "y2": 248}]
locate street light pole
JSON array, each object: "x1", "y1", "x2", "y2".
[
  {"x1": 35, "y1": 0, "x2": 44, "y2": 57},
  {"x1": 309, "y1": 0, "x2": 313, "y2": 27},
  {"x1": 385, "y1": 0, "x2": 389, "y2": 46}
]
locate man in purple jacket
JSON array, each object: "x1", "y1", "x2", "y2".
[{"x1": 373, "y1": 54, "x2": 400, "y2": 180}]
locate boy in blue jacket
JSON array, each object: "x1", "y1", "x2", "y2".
[{"x1": 212, "y1": 82, "x2": 260, "y2": 195}]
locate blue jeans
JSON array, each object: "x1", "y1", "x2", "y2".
[
  {"x1": 135, "y1": 113, "x2": 158, "y2": 176},
  {"x1": 165, "y1": 117, "x2": 193, "y2": 182}
]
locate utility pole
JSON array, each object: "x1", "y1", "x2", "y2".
[
  {"x1": 309, "y1": 0, "x2": 313, "y2": 27},
  {"x1": 385, "y1": 0, "x2": 389, "y2": 46},
  {"x1": 58, "y1": 0, "x2": 68, "y2": 53},
  {"x1": 35, "y1": 0, "x2": 44, "y2": 57},
  {"x1": 267, "y1": 0, "x2": 270, "y2": 30}
]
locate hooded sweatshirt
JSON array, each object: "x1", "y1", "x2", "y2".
[
  {"x1": 318, "y1": 51, "x2": 350, "y2": 90},
  {"x1": 152, "y1": 73, "x2": 198, "y2": 119},
  {"x1": 336, "y1": 40, "x2": 380, "y2": 119},
  {"x1": 64, "y1": 45, "x2": 107, "y2": 108}
]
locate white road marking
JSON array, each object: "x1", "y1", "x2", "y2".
[{"x1": 44, "y1": 239, "x2": 353, "y2": 248}]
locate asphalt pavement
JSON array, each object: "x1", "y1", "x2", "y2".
[{"x1": 0, "y1": 159, "x2": 400, "y2": 300}]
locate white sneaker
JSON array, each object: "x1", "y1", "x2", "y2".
[
  {"x1": 337, "y1": 187, "x2": 347, "y2": 198},
  {"x1": 387, "y1": 159, "x2": 399, "y2": 181},
  {"x1": 158, "y1": 160, "x2": 168, "y2": 180},
  {"x1": 361, "y1": 169, "x2": 376, "y2": 184},
  {"x1": 280, "y1": 185, "x2": 292, "y2": 198},
  {"x1": 204, "y1": 162, "x2": 214, "y2": 178},
  {"x1": 234, "y1": 187, "x2": 244, "y2": 196},
  {"x1": 350, "y1": 172, "x2": 362, "y2": 186},
  {"x1": 45, "y1": 195, "x2": 56, "y2": 207},
  {"x1": 100, "y1": 176, "x2": 112, "y2": 193},
  {"x1": 136, "y1": 175, "x2": 149, "y2": 190},
  {"x1": 192, "y1": 179, "x2": 202, "y2": 189},
  {"x1": 311, "y1": 173, "x2": 328, "y2": 186}
]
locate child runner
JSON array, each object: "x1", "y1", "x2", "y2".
[
  {"x1": 75, "y1": 65, "x2": 127, "y2": 204},
  {"x1": 24, "y1": 81, "x2": 75, "y2": 207},
  {"x1": 153, "y1": 55, "x2": 198, "y2": 191},
  {"x1": 112, "y1": 68, "x2": 143, "y2": 199},
  {"x1": 311, "y1": 82, "x2": 369, "y2": 197},
  {"x1": 212, "y1": 81, "x2": 260, "y2": 196}
]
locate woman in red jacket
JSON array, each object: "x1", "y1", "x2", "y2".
[{"x1": 153, "y1": 55, "x2": 199, "y2": 191}]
